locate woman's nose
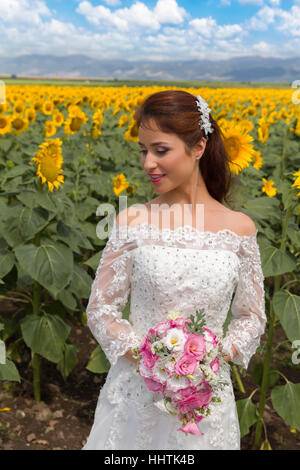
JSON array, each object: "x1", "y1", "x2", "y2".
[{"x1": 142, "y1": 153, "x2": 158, "y2": 171}]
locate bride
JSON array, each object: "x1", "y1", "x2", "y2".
[{"x1": 82, "y1": 90, "x2": 266, "y2": 450}]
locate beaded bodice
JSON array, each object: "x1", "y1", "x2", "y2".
[{"x1": 86, "y1": 221, "x2": 266, "y2": 371}]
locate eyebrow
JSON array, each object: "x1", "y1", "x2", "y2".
[{"x1": 138, "y1": 141, "x2": 169, "y2": 146}]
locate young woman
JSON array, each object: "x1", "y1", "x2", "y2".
[{"x1": 82, "y1": 90, "x2": 266, "y2": 450}]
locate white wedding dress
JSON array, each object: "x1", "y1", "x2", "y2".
[{"x1": 82, "y1": 218, "x2": 266, "y2": 450}]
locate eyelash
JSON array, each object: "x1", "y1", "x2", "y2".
[{"x1": 140, "y1": 149, "x2": 168, "y2": 156}]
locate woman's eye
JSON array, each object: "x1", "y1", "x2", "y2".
[{"x1": 140, "y1": 149, "x2": 168, "y2": 155}]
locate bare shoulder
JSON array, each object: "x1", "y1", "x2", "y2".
[{"x1": 231, "y1": 211, "x2": 257, "y2": 236}]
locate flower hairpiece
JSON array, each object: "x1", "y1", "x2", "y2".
[{"x1": 195, "y1": 95, "x2": 214, "y2": 139}]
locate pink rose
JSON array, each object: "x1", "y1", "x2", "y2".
[
  {"x1": 174, "y1": 354, "x2": 198, "y2": 376},
  {"x1": 184, "y1": 333, "x2": 206, "y2": 360},
  {"x1": 178, "y1": 421, "x2": 203, "y2": 435},
  {"x1": 210, "y1": 357, "x2": 220, "y2": 374},
  {"x1": 143, "y1": 377, "x2": 165, "y2": 393}
]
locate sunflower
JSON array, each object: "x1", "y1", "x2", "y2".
[
  {"x1": 53, "y1": 110, "x2": 64, "y2": 127},
  {"x1": 124, "y1": 118, "x2": 139, "y2": 143},
  {"x1": 10, "y1": 115, "x2": 29, "y2": 135},
  {"x1": 13, "y1": 100, "x2": 26, "y2": 115},
  {"x1": 113, "y1": 173, "x2": 130, "y2": 196},
  {"x1": 32, "y1": 139, "x2": 64, "y2": 192},
  {"x1": 291, "y1": 170, "x2": 300, "y2": 196},
  {"x1": 118, "y1": 114, "x2": 129, "y2": 127},
  {"x1": 257, "y1": 118, "x2": 269, "y2": 144},
  {"x1": 252, "y1": 150, "x2": 263, "y2": 170},
  {"x1": 64, "y1": 108, "x2": 88, "y2": 135},
  {"x1": 220, "y1": 121, "x2": 255, "y2": 175},
  {"x1": 45, "y1": 120, "x2": 57, "y2": 137},
  {"x1": 262, "y1": 178, "x2": 277, "y2": 197},
  {"x1": 25, "y1": 107, "x2": 36, "y2": 123},
  {"x1": 0, "y1": 115, "x2": 11, "y2": 135},
  {"x1": 42, "y1": 100, "x2": 54, "y2": 115}
]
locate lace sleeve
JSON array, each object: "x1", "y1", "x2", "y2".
[
  {"x1": 85, "y1": 220, "x2": 142, "y2": 367},
  {"x1": 221, "y1": 233, "x2": 266, "y2": 370}
]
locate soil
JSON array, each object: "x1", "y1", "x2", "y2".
[{"x1": 0, "y1": 298, "x2": 299, "y2": 451}]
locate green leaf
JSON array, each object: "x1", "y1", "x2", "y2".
[
  {"x1": 20, "y1": 313, "x2": 71, "y2": 363},
  {"x1": 86, "y1": 345, "x2": 110, "y2": 373},
  {"x1": 0, "y1": 357, "x2": 21, "y2": 382},
  {"x1": 236, "y1": 397, "x2": 258, "y2": 438},
  {"x1": 271, "y1": 382, "x2": 300, "y2": 431},
  {"x1": 0, "y1": 249, "x2": 15, "y2": 278},
  {"x1": 56, "y1": 343, "x2": 78, "y2": 381},
  {"x1": 68, "y1": 263, "x2": 93, "y2": 299},
  {"x1": 83, "y1": 250, "x2": 103, "y2": 271},
  {"x1": 3, "y1": 205, "x2": 50, "y2": 247},
  {"x1": 243, "y1": 197, "x2": 281, "y2": 220},
  {"x1": 15, "y1": 240, "x2": 74, "y2": 299},
  {"x1": 273, "y1": 291, "x2": 300, "y2": 343},
  {"x1": 260, "y1": 245, "x2": 297, "y2": 277}
]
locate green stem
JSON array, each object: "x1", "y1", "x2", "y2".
[
  {"x1": 32, "y1": 351, "x2": 41, "y2": 402},
  {"x1": 232, "y1": 364, "x2": 245, "y2": 393},
  {"x1": 280, "y1": 126, "x2": 289, "y2": 178},
  {"x1": 0, "y1": 295, "x2": 29, "y2": 303},
  {"x1": 32, "y1": 281, "x2": 42, "y2": 401},
  {"x1": 254, "y1": 207, "x2": 292, "y2": 448}
]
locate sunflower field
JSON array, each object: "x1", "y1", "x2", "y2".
[{"x1": 0, "y1": 83, "x2": 300, "y2": 449}]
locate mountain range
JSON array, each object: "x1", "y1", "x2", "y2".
[{"x1": 1, "y1": 54, "x2": 299, "y2": 83}]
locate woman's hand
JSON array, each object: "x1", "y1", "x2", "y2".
[
  {"x1": 124, "y1": 348, "x2": 138, "y2": 364},
  {"x1": 222, "y1": 345, "x2": 238, "y2": 363}
]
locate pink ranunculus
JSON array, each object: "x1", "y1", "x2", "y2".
[
  {"x1": 140, "y1": 333, "x2": 158, "y2": 370},
  {"x1": 178, "y1": 421, "x2": 203, "y2": 435},
  {"x1": 203, "y1": 327, "x2": 219, "y2": 347},
  {"x1": 143, "y1": 376, "x2": 165, "y2": 393},
  {"x1": 184, "y1": 333, "x2": 206, "y2": 360},
  {"x1": 210, "y1": 357, "x2": 220, "y2": 374},
  {"x1": 177, "y1": 385, "x2": 198, "y2": 398},
  {"x1": 177, "y1": 387, "x2": 213, "y2": 415},
  {"x1": 174, "y1": 354, "x2": 198, "y2": 376}
]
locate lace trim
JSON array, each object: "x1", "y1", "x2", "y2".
[{"x1": 114, "y1": 222, "x2": 258, "y2": 240}]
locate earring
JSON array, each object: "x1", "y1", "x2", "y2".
[{"x1": 195, "y1": 155, "x2": 201, "y2": 160}]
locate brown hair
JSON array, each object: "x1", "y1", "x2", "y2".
[{"x1": 133, "y1": 90, "x2": 239, "y2": 209}]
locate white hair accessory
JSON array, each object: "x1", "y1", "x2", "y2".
[{"x1": 195, "y1": 95, "x2": 214, "y2": 139}]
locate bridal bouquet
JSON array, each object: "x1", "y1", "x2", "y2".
[{"x1": 133, "y1": 309, "x2": 226, "y2": 436}]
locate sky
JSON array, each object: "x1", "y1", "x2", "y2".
[{"x1": 1, "y1": 0, "x2": 300, "y2": 61}]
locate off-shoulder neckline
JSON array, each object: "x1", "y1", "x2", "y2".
[{"x1": 115, "y1": 222, "x2": 258, "y2": 240}]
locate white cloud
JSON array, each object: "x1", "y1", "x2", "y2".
[
  {"x1": 190, "y1": 16, "x2": 243, "y2": 39},
  {"x1": 76, "y1": 0, "x2": 188, "y2": 33},
  {"x1": 246, "y1": 5, "x2": 278, "y2": 30},
  {"x1": 0, "y1": 0, "x2": 51, "y2": 26}
]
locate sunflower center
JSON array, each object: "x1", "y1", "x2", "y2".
[
  {"x1": 0, "y1": 117, "x2": 6, "y2": 128},
  {"x1": 40, "y1": 155, "x2": 60, "y2": 183},
  {"x1": 12, "y1": 118, "x2": 24, "y2": 130},
  {"x1": 70, "y1": 117, "x2": 83, "y2": 131}
]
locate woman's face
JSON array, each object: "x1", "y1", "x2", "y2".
[{"x1": 138, "y1": 119, "x2": 206, "y2": 194}]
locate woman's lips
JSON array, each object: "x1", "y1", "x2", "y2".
[{"x1": 149, "y1": 174, "x2": 166, "y2": 182}]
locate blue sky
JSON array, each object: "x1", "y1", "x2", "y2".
[{"x1": 1, "y1": 0, "x2": 300, "y2": 61}]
